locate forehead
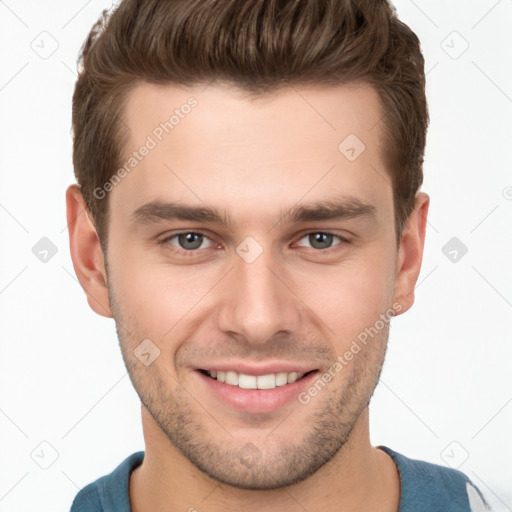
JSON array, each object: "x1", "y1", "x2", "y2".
[{"x1": 111, "y1": 81, "x2": 391, "y2": 226}]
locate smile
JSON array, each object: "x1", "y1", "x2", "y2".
[{"x1": 199, "y1": 369, "x2": 315, "y2": 390}]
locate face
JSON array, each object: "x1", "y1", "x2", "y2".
[{"x1": 103, "y1": 82, "x2": 400, "y2": 489}]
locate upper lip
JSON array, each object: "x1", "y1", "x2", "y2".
[{"x1": 196, "y1": 362, "x2": 318, "y2": 376}]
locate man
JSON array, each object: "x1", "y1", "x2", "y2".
[{"x1": 66, "y1": 1, "x2": 490, "y2": 510}]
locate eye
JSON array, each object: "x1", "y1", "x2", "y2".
[
  {"x1": 295, "y1": 232, "x2": 348, "y2": 250},
  {"x1": 162, "y1": 232, "x2": 214, "y2": 251}
]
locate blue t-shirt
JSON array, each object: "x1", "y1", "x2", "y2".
[{"x1": 70, "y1": 446, "x2": 490, "y2": 511}]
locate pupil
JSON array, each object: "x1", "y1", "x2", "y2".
[{"x1": 310, "y1": 233, "x2": 332, "y2": 249}]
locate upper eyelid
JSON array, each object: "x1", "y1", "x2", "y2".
[
  {"x1": 294, "y1": 232, "x2": 349, "y2": 249},
  {"x1": 161, "y1": 230, "x2": 216, "y2": 243},
  {"x1": 162, "y1": 231, "x2": 216, "y2": 248}
]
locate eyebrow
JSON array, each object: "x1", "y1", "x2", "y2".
[{"x1": 130, "y1": 196, "x2": 377, "y2": 229}]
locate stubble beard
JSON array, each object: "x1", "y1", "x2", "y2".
[{"x1": 107, "y1": 281, "x2": 389, "y2": 490}]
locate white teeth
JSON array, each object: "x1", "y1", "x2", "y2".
[
  {"x1": 225, "y1": 371, "x2": 239, "y2": 386},
  {"x1": 257, "y1": 374, "x2": 275, "y2": 389},
  {"x1": 206, "y1": 370, "x2": 307, "y2": 389},
  {"x1": 239, "y1": 374, "x2": 257, "y2": 389},
  {"x1": 287, "y1": 372, "x2": 298, "y2": 384},
  {"x1": 275, "y1": 372, "x2": 288, "y2": 386}
]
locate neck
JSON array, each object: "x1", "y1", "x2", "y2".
[{"x1": 129, "y1": 406, "x2": 400, "y2": 512}]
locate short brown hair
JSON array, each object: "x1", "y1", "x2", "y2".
[{"x1": 72, "y1": 0, "x2": 428, "y2": 250}]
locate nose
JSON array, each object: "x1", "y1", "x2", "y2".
[{"x1": 216, "y1": 246, "x2": 301, "y2": 345}]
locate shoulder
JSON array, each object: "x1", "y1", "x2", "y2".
[
  {"x1": 378, "y1": 446, "x2": 490, "y2": 512},
  {"x1": 70, "y1": 451, "x2": 144, "y2": 512}
]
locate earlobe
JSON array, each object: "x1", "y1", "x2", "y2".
[
  {"x1": 392, "y1": 192, "x2": 430, "y2": 315},
  {"x1": 65, "y1": 184, "x2": 113, "y2": 318}
]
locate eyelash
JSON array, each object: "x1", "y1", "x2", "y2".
[{"x1": 158, "y1": 230, "x2": 351, "y2": 256}]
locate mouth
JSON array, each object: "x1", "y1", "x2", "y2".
[
  {"x1": 198, "y1": 369, "x2": 317, "y2": 390},
  {"x1": 194, "y1": 363, "x2": 321, "y2": 413}
]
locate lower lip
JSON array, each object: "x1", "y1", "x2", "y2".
[{"x1": 195, "y1": 370, "x2": 319, "y2": 414}]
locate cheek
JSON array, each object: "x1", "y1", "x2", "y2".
[
  {"x1": 295, "y1": 253, "x2": 395, "y2": 339},
  {"x1": 107, "y1": 233, "x2": 396, "y2": 346},
  {"x1": 107, "y1": 248, "x2": 216, "y2": 336}
]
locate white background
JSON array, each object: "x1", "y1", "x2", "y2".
[{"x1": 0, "y1": 1, "x2": 511, "y2": 510}]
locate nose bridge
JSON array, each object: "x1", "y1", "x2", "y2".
[{"x1": 216, "y1": 244, "x2": 300, "y2": 344}]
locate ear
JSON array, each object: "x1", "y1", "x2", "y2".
[
  {"x1": 66, "y1": 184, "x2": 113, "y2": 318},
  {"x1": 392, "y1": 192, "x2": 430, "y2": 315}
]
